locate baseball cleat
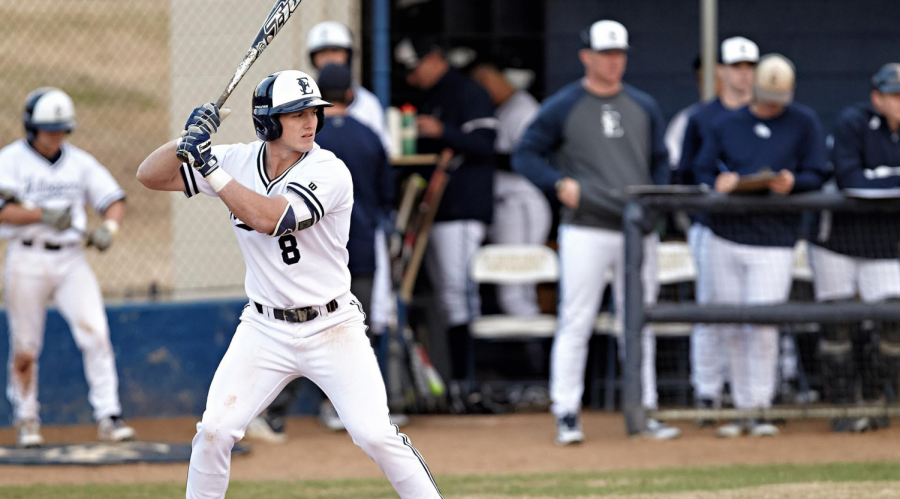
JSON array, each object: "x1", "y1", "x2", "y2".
[
  {"x1": 643, "y1": 419, "x2": 681, "y2": 440},
  {"x1": 98, "y1": 415, "x2": 136, "y2": 442},
  {"x1": 716, "y1": 420, "x2": 746, "y2": 438},
  {"x1": 246, "y1": 416, "x2": 288, "y2": 444},
  {"x1": 555, "y1": 413, "x2": 585, "y2": 446},
  {"x1": 17, "y1": 419, "x2": 44, "y2": 448},
  {"x1": 318, "y1": 400, "x2": 345, "y2": 432},
  {"x1": 748, "y1": 419, "x2": 779, "y2": 437}
]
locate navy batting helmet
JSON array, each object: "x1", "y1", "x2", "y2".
[
  {"x1": 23, "y1": 87, "x2": 76, "y2": 140},
  {"x1": 252, "y1": 70, "x2": 332, "y2": 142}
]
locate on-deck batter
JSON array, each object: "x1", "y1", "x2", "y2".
[
  {"x1": 0, "y1": 87, "x2": 134, "y2": 447},
  {"x1": 137, "y1": 70, "x2": 441, "y2": 499}
]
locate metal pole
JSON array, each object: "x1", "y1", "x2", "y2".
[
  {"x1": 373, "y1": 0, "x2": 391, "y2": 108},
  {"x1": 700, "y1": 0, "x2": 717, "y2": 101},
  {"x1": 623, "y1": 203, "x2": 646, "y2": 435}
]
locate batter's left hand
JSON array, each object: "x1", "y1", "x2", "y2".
[
  {"x1": 768, "y1": 169, "x2": 795, "y2": 194},
  {"x1": 417, "y1": 115, "x2": 444, "y2": 138}
]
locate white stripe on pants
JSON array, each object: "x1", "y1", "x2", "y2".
[
  {"x1": 707, "y1": 233, "x2": 794, "y2": 410},
  {"x1": 687, "y1": 224, "x2": 728, "y2": 401},
  {"x1": 489, "y1": 171, "x2": 553, "y2": 316},
  {"x1": 550, "y1": 225, "x2": 660, "y2": 417},
  {"x1": 424, "y1": 221, "x2": 486, "y2": 327}
]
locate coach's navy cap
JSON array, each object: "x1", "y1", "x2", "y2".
[
  {"x1": 395, "y1": 37, "x2": 441, "y2": 71},
  {"x1": 317, "y1": 64, "x2": 352, "y2": 94},
  {"x1": 872, "y1": 63, "x2": 900, "y2": 94}
]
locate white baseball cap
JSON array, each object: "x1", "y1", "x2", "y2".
[
  {"x1": 585, "y1": 20, "x2": 628, "y2": 52},
  {"x1": 754, "y1": 54, "x2": 795, "y2": 104},
  {"x1": 721, "y1": 36, "x2": 759, "y2": 65}
]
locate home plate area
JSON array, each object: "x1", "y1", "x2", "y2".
[{"x1": 0, "y1": 442, "x2": 250, "y2": 466}]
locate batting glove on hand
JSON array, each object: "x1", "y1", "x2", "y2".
[
  {"x1": 183, "y1": 103, "x2": 231, "y2": 134},
  {"x1": 41, "y1": 206, "x2": 72, "y2": 231},
  {"x1": 88, "y1": 227, "x2": 114, "y2": 251},
  {"x1": 177, "y1": 125, "x2": 219, "y2": 177}
]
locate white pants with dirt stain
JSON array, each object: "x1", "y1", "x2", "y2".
[
  {"x1": 186, "y1": 295, "x2": 442, "y2": 499},
  {"x1": 4, "y1": 243, "x2": 122, "y2": 424}
]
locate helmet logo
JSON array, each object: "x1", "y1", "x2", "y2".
[
  {"x1": 55, "y1": 106, "x2": 63, "y2": 118},
  {"x1": 297, "y1": 77, "x2": 313, "y2": 95}
]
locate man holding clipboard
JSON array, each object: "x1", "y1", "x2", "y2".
[{"x1": 693, "y1": 54, "x2": 828, "y2": 438}]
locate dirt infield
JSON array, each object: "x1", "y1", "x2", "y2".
[{"x1": 0, "y1": 412, "x2": 898, "y2": 486}]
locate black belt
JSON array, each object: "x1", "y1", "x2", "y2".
[
  {"x1": 21, "y1": 240, "x2": 77, "y2": 251},
  {"x1": 254, "y1": 299, "x2": 339, "y2": 323}
]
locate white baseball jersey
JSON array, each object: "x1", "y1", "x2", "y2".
[
  {"x1": 180, "y1": 141, "x2": 353, "y2": 309},
  {"x1": 495, "y1": 90, "x2": 539, "y2": 154},
  {"x1": 0, "y1": 139, "x2": 124, "y2": 243},
  {"x1": 348, "y1": 85, "x2": 392, "y2": 155}
]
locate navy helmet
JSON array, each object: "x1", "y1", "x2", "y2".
[
  {"x1": 252, "y1": 70, "x2": 332, "y2": 142},
  {"x1": 23, "y1": 87, "x2": 76, "y2": 140}
]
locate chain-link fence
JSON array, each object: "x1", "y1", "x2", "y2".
[{"x1": 0, "y1": 0, "x2": 361, "y2": 300}]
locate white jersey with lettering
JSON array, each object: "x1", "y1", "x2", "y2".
[
  {"x1": 0, "y1": 140, "x2": 124, "y2": 244},
  {"x1": 180, "y1": 141, "x2": 353, "y2": 309}
]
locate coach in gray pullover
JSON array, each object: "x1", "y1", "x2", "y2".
[
  {"x1": 512, "y1": 38, "x2": 669, "y2": 229},
  {"x1": 512, "y1": 20, "x2": 677, "y2": 445}
]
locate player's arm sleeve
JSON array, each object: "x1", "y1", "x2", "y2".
[
  {"x1": 832, "y1": 110, "x2": 900, "y2": 189},
  {"x1": 649, "y1": 102, "x2": 671, "y2": 185},
  {"x1": 791, "y1": 114, "x2": 829, "y2": 193},
  {"x1": 85, "y1": 157, "x2": 126, "y2": 213},
  {"x1": 284, "y1": 160, "x2": 353, "y2": 231},
  {"x1": 438, "y1": 85, "x2": 498, "y2": 158},
  {"x1": 511, "y1": 91, "x2": 580, "y2": 193},
  {"x1": 180, "y1": 145, "x2": 231, "y2": 198},
  {"x1": 675, "y1": 117, "x2": 701, "y2": 185},
  {"x1": 692, "y1": 127, "x2": 723, "y2": 188}
]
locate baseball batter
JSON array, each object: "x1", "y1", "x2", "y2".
[
  {"x1": 0, "y1": 87, "x2": 134, "y2": 447},
  {"x1": 513, "y1": 20, "x2": 678, "y2": 444},
  {"x1": 694, "y1": 55, "x2": 828, "y2": 437},
  {"x1": 137, "y1": 70, "x2": 441, "y2": 499}
]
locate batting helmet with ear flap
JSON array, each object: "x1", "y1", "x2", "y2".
[
  {"x1": 23, "y1": 87, "x2": 76, "y2": 141},
  {"x1": 252, "y1": 70, "x2": 333, "y2": 142}
]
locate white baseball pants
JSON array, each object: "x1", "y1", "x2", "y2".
[
  {"x1": 186, "y1": 295, "x2": 441, "y2": 499},
  {"x1": 424, "y1": 220, "x2": 485, "y2": 327},
  {"x1": 550, "y1": 225, "x2": 660, "y2": 417},
  {"x1": 4, "y1": 243, "x2": 123, "y2": 423},
  {"x1": 707, "y1": 233, "x2": 794, "y2": 410},
  {"x1": 489, "y1": 171, "x2": 553, "y2": 316},
  {"x1": 808, "y1": 245, "x2": 900, "y2": 302},
  {"x1": 687, "y1": 224, "x2": 729, "y2": 402}
]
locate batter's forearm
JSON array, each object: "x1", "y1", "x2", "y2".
[
  {"x1": 0, "y1": 203, "x2": 42, "y2": 225},
  {"x1": 137, "y1": 140, "x2": 184, "y2": 192},
  {"x1": 217, "y1": 183, "x2": 287, "y2": 235}
]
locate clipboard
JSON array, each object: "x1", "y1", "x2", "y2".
[{"x1": 732, "y1": 168, "x2": 776, "y2": 193}]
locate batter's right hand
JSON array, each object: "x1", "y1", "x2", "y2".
[
  {"x1": 714, "y1": 172, "x2": 740, "y2": 193},
  {"x1": 556, "y1": 177, "x2": 581, "y2": 209},
  {"x1": 41, "y1": 206, "x2": 72, "y2": 231}
]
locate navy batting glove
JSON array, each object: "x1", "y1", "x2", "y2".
[
  {"x1": 184, "y1": 103, "x2": 222, "y2": 134},
  {"x1": 177, "y1": 125, "x2": 219, "y2": 177}
]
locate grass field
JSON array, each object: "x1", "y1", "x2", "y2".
[{"x1": 2, "y1": 461, "x2": 899, "y2": 499}]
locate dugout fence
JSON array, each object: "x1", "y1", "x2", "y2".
[{"x1": 622, "y1": 191, "x2": 900, "y2": 435}]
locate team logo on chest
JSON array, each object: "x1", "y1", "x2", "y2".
[
  {"x1": 753, "y1": 122, "x2": 772, "y2": 139},
  {"x1": 600, "y1": 104, "x2": 624, "y2": 138}
]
